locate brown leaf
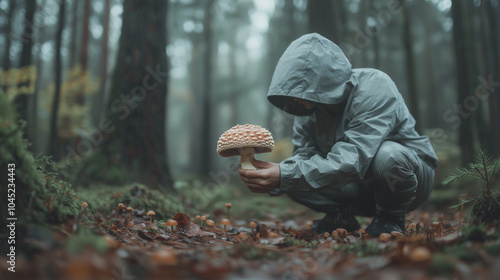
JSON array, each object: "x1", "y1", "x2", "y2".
[{"x1": 173, "y1": 212, "x2": 191, "y2": 231}]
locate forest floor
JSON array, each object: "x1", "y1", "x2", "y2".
[{"x1": 2, "y1": 184, "x2": 500, "y2": 280}]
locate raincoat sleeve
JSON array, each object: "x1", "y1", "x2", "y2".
[{"x1": 270, "y1": 74, "x2": 399, "y2": 196}]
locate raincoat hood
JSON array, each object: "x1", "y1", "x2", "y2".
[{"x1": 268, "y1": 33, "x2": 353, "y2": 116}]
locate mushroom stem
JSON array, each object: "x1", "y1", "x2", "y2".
[
  {"x1": 224, "y1": 225, "x2": 229, "y2": 239},
  {"x1": 240, "y1": 147, "x2": 256, "y2": 170}
]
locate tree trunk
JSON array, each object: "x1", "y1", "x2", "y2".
[
  {"x1": 14, "y1": 0, "x2": 36, "y2": 141},
  {"x1": 451, "y1": 0, "x2": 475, "y2": 165},
  {"x1": 2, "y1": 0, "x2": 15, "y2": 71},
  {"x1": 308, "y1": 0, "x2": 337, "y2": 43},
  {"x1": 401, "y1": 0, "x2": 421, "y2": 133},
  {"x1": 423, "y1": 1, "x2": 438, "y2": 128},
  {"x1": 48, "y1": 0, "x2": 66, "y2": 161},
  {"x1": 93, "y1": 0, "x2": 111, "y2": 126},
  {"x1": 95, "y1": 0, "x2": 173, "y2": 190},
  {"x1": 200, "y1": 0, "x2": 215, "y2": 176}
]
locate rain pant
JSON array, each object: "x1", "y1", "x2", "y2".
[{"x1": 267, "y1": 33, "x2": 438, "y2": 217}]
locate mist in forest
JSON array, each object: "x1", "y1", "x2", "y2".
[{"x1": 1, "y1": 0, "x2": 499, "y2": 187}]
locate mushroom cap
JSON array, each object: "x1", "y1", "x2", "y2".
[
  {"x1": 357, "y1": 228, "x2": 365, "y2": 234},
  {"x1": 206, "y1": 220, "x2": 215, "y2": 226},
  {"x1": 166, "y1": 219, "x2": 177, "y2": 226},
  {"x1": 409, "y1": 247, "x2": 432, "y2": 262},
  {"x1": 379, "y1": 233, "x2": 391, "y2": 242},
  {"x1": 126, "y1": 207, "x2": 134, "y2": 212},
  {"x1": 221, "y1": 219, "x2": 231, "y2": 226},
  {"x1": 200, "y1": 216, "x2": 207, "y2": 221},
  {"x1": 147, "y1": 210, "x2": 155, "y2": 216},
  {"x1": 217, "y1": 124, "x2": 274, "y2": 157},
  {"x1": 80, "y1": 202, "x2": 88, "y2": 207},
  {"x1": 249, "y1": 222, "x2": 257, "y2": 227},
  {"x1": 195, "y1": 215, "x2": 200, "y2": 220},
  {"x1": 225, "y1": 203, "x2": 232, "y2": 208},
  {"x1": 117, "y1": 203, "x2": 126, "y2": 210}
]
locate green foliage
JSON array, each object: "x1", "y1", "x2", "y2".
[
  {"x1": 77, "y1": 184, "x2": 185, "y2": 220},
  {"x1": 0, "y1": 93, "x2": 81, "y2": 227},
  {"x1": 65, "y1": 228, "x2": 108, "y2": 255},
  {"x1": 485, "y1": 241, "x2": 500, "y2": 256},
  {"x1": 427, "y1": 254, "x2": 456, "y2": 276},
  {"x1": 442, "y1": 150, "x2": 500, "y2": 193},
  {"x1": 444, "y1": 244, "x2": 485, "y2": 263},
  {"x1": 283, "y1": 235, "x2": 318, "y2": 248},
  {"x1": 225, "y1": 242, "x2": 282, "y2": 260},
  {"x1": 332, "y1": 240, "x2": 390, "y2": 257}
]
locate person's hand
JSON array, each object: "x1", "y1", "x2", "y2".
[{"x1": 238, "y1": 159, "x2": 280, "y2": 193}]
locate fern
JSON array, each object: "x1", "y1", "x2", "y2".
[{"x1": 442, "y1": 150, "x2": 500, "y2": 195}]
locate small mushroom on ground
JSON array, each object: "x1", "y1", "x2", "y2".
[
  {"x1": 127, "y1": 207, "x2": 134, "y2": 222},
  {"x1": 147, "y1": 211, "x2": 155, "y2": 228},
  {"x1": 409, "y1": 247, "x2": 432, "y2": 263},
  {"x1": 323, "y1": 232, "x2": 330, "y2": 238},
  {"x1": 217, "y1": 124, "x2": 274, "y2": 170},
  {"x1": 249, "y1": 222, "x2": 257, "y2": 234},
  {"x1": 357, "y1": 228, "x2": 366, "y2": 239},
  {"x1": 275, "y1": 220, "x2": 280, "y2": 234},
  {"x1": 221, "y1": 219, "x2": 231, "y2": 239},
  {"x1": 195, "y1": 215, "x2": 201, "y2": 226},
  {"x1": 200, "y1": 215, "x2": 207, "y2": 227},
  {"x1": 225, "y1": 203, "x2": 232, "y2": 220},
  {"x1": 80, "y1": 202, "x2": 88, "y2": 216},
  {"x1": 206, "y1": 220, "x2": 215, "y2": 232},
  {"x1": 116, "y1": 203, "x2": 127, "y2": 226},
  {"x1": 379, "y1": 233, "x2": 391, "y2": 242},
  {"x1": 407, "y1": 223, "x2": 416, "y2": 235},
  {"x1": 166, "y1": 219, "x2": 177, "y2": 232}
]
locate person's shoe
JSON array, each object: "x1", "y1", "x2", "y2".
[
  {"x1": 313, "y1": 212, "x2": 360, "y2": 234},
  {"x1": 365, "y1": 213, "x2": 405, "y2": 236}
]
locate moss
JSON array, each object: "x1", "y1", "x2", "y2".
[
  {"x1": 485, "y1": 241, "x2": 500, "y2": 256},
  {"x1": 459, "y1": 224, "x2": 487, "y2": 243},
  {"x1": 283, "y1": 235, "x2": 318, "y2": 248},
  {"x1": 77, "y1": 184, "x2": 185, "y2": 220},
  {"x1": 444, "y1": 244, "x2": 485, "y2": 263},
  {"x1": 0, "y1": 93, "x2": 82, "y2": 228},
  {"x1": 65, "y1": 228, "x2": 108, "y2": 255},
  {"x1": 332, "y1": 240, "x2": 390, "y2": 257},
  {"x1": 226, "y1": 242, "x2": 282, "y2": 260},
  {"x1": 427, "y1": 254, "x2": 456, "y2": 276}
]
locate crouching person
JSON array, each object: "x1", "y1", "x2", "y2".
[{"x1": 238, "y1": 33, "x2": 438, "y2": 236}]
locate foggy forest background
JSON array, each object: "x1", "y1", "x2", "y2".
[{"x1": 1, "y1": 0, "x2": 499, "y2": 191}]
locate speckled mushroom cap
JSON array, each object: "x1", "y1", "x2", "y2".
[{"x1": 217, "y1": 124, "x2": 274, "y2": 157}]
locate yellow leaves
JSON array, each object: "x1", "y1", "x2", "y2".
[{"x1": 0, "y1": 66, "x2": 37, "y2": 100}]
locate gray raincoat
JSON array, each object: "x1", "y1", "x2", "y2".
[{"x1": 267, "y1": 33, "x2": 438, "y2": 196}]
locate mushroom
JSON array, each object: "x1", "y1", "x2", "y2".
[
  {"x1": 200, "y1": 215, "x2": 207, "y2": 228},
  {"x1": 409, "y1": 247, "x2": 432, "y2": 263},
  {"x1": 147, "y1": 210, "x2": 155, "y2": 228},
  {"x1": 274, "y1": 220, "x2": 280, "y2": 234},
  {"x1": 323, "y1": 232, "x2": 330, "y2": 238},
  {"x1": 217, "y1": 124, "x2": 274, "y2": 170},
  {"x1": 195, "y1": 215, "x2": 200, "y2": 226},
  {"x1": 379, "y1": 233, "x2": 391, "y2": 242},
  {"x1": 206, "y1": 220, "x2": 215, "y2": 232},
  {"x1": 126, "y1": 207, "x2": 134, "y2": 222},
  {"x1": 80, "y1": 202, "x2": 88, "y2": 216},
  {"x1": 357, "y1": 228, "x2": 366, "y2": 239},
  {"x1": 166, "y1": 219, "x2": 177, "y2": 232},
  {"x1": 249, "y1": 222, "x2": 257, "y2": 234},
  {"x1": 225, "y1": 203, "x2": 232, "y2": 220},
  {"x1": 221, "y1": 219, "x2": 231, "y2": 239},
  {"x1": 116, "y1": 203, "x2": 127, "y2": 226}
]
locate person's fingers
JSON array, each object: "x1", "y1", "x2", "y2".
[
  {"x1": 250, "y1": 158, "x2": 271, "y2": 169},
  {"x1": 239, "y1": 168, "x2": 270, "y2": 180}
]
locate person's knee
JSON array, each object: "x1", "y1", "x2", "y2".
[{"x1": 371, "y1": 141, "x2": 417, "y2": 179}]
